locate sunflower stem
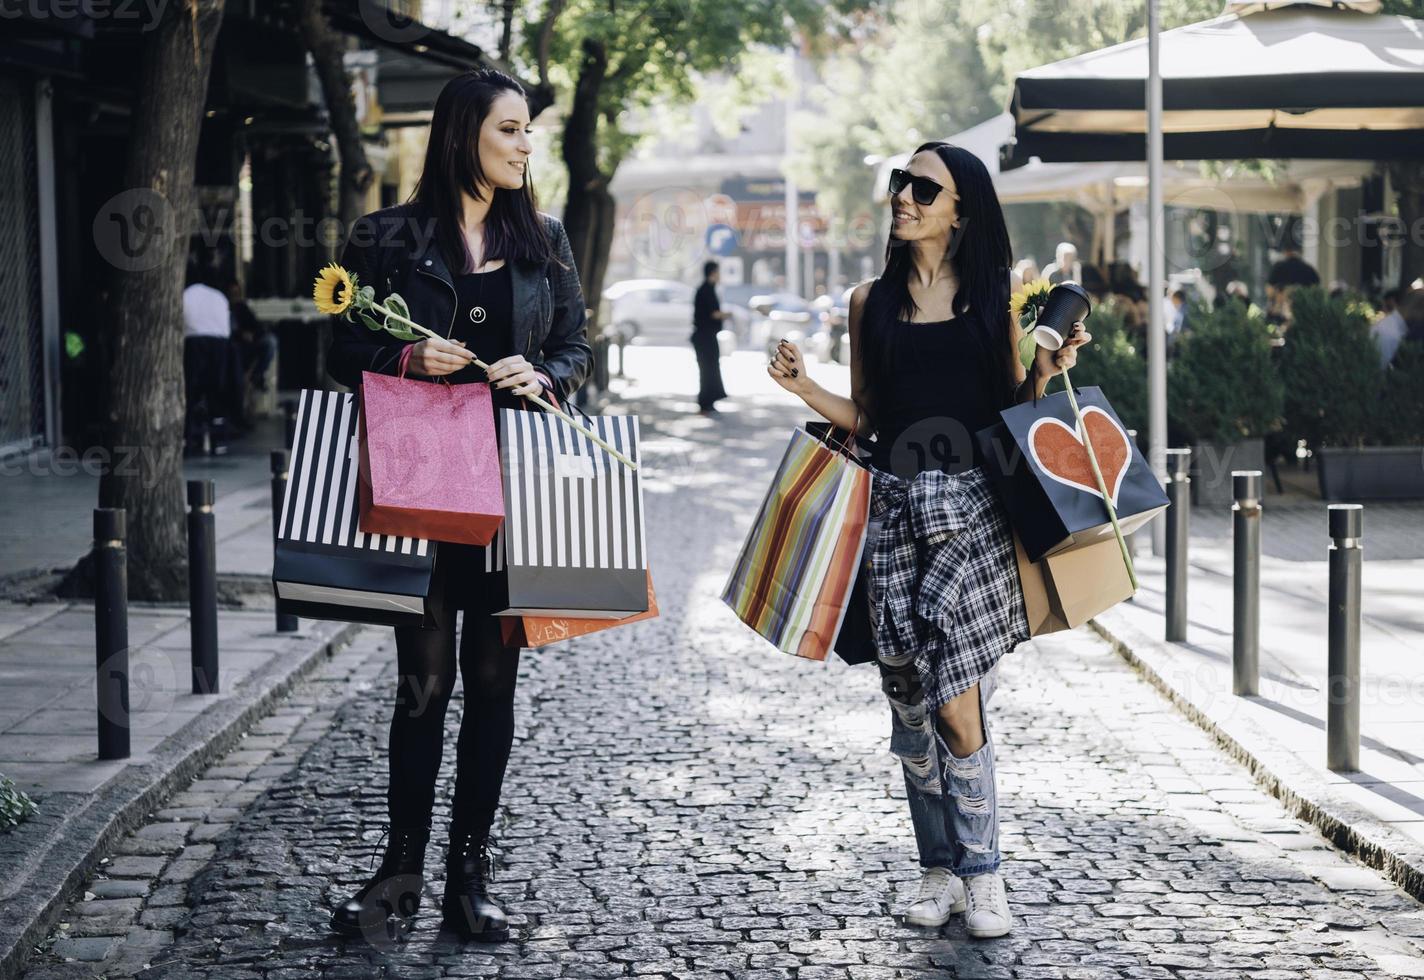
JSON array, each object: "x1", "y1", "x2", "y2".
[
  {"x1": 1061, "y1": 368, "x2": 1137, "y2": 590},
  {"x1": 360, "y1": 299, "x2": 637, "y2": 469}
]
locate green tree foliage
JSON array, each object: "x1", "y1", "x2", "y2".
[
  {"x1": 1167, "y1": 300, "x2": 1284, "y2": 445},
  {"x1": 521, "y1": 0, "x2": 876, "y2": 315},
  {"x1": 1379, "y1": 341, "x2": 1424, "y2": 446},
  {"x1": 787, "y1": 0, "x2": 1221, "y2": 267},
  {"x1": 1276, "y1": 287, "x2": 1382, "y2": 449}
]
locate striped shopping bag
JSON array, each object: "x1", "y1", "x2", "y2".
[
  {"x1": 721, "y1": 427, "x2": 872, "y2": 661},
  {"x1": 491, "y1": 407, "x2": 649, "y2": 618},
  {"x1": 272, "y1": 389, "x2": 438, "y2": 628}
]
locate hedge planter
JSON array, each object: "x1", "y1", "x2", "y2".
[
  {"x1": 1190, "y1": 437, "x2": 1266, "y2": 509},
  {"x1": 1317, "y1": 446, "x2": 1424, "y2": 501}
]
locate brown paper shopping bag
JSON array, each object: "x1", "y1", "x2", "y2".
[{"x1": 1013, "y1": 532, "x2": 1134, "y2": 636}]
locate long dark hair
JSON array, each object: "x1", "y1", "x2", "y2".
[
  {"x1": 860, "y1": 141, "x2": 1017, "y2": 420},
  {"x1": 411, "y1": 69, "x2": 552, "y2": 273}
]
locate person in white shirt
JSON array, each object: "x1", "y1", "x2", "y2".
[
  {"x1": 182, "y1": 281, "x2": 231, "y2": 338},
  {"x1": 1372, "y1": 289, "x2": 1406, "y2": 369},
  {"x1": 182, "y1": 272, "x2": 247, "y2": 446},
  {"x1": 1041, "y1": 242, "x2": 1081, "y2": 285}
]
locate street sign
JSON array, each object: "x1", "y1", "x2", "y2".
[{"x1": 706, "y1": 223, "x2": 739, "y2": 256}]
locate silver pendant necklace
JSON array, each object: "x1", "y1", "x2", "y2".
[{"x1": 467, "y1": 264, "x2": 488, "y2": 326}]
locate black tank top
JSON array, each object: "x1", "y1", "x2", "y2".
[
  {"x1": 443, "y1": 262, "x2": 521, "y2": 413},
  {"x1": 865, "y1": 311, "x2": 1002, "y2": 479}
]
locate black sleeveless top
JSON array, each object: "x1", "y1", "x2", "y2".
[
  {"x1": 442, "y1": 262, "x2": 522, "y2": 413},
  {"x1": 865, "y1": 311, "x2": 1003, "y2": 479}
]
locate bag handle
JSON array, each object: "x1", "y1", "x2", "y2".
[
  {"x1": 397, "y1": 342, "x2": 452, "y2": 387},
  {"x1": 822, "y1": 406, "x2": 867, "y2": 469}
]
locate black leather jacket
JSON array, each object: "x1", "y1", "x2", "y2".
[{"x1": 325, "y1": 202, "x2": 592, "y2": 403}]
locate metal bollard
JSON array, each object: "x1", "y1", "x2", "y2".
[
  {"x1": 1232, "y1": 471, "x2": 1262, "y2": 696},
  {"x1": 187, "y1": 479, "x2": 220, "y2": 694},
  {"x1": 93, "y1": 508, "x2": 130, "y2": 760},
  {"x1": 1164, "y1": 448, "x2": 1191, "y2": 642},
  {"x1": 1327, "y1": 504, "x2": 1363, "y2": 772},
  {"x1": 271, "y1": 450, "x2": 298, "y2": 633}
]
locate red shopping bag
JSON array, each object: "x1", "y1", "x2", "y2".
[{"x1": 357, "y1": 368, "x2": 504, "y2": 545}]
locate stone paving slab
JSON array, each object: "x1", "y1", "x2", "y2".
[
  {"x1": 13, "y1": 372, "x2": 1424, "y2": 979},
  {"x1": 0, "y1": 605, "x2": 358, "y2": 980}
]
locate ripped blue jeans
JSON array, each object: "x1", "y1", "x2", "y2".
[{"x1": 881, "y1": 655, "x2": 1001, "y2": 878}]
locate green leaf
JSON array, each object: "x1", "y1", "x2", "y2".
[
  {"x1": 358, "y1": 285, "x2": 375, "y2": 306},
  {"x1": 357, "y1": 311, "x2": 384, "y2": 333},
  {"x1": 1017, "y1": 330, "x2": 1037, "y2": 371},
  {"x1": 384, "y1": 324, "x2": 422, "y2": 342},
  {"x1": 385, "y1": 292, "x2": 410, "y2": 320}
]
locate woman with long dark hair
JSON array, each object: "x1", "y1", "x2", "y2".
[
  {"x1": 769, "y1": 142, "x2": 1089, "y2": 938},
  {"x1": 324, "y1": 68, "x2": 590, "y2": 943}
]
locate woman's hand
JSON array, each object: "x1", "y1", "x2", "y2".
[
  {"x1": 485, "y1": 354, "x2": 546, "y2": 398},
  {"x1": 768, "y1": 338, "x2": 813, "y2": 397},
  {"x1": 407, "y1": 336, "x2": 474, "y2": 377},
  {"x1": 1032, "y1": 320, "x2": 1091, "y2": 382}
]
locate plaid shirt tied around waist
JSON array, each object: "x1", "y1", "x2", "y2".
[{"x1": 867, "y1": 464, "x2": 1029, "y2": 710}]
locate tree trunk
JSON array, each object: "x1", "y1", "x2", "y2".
[
  {"x1": 83, "y1": 0, "x2": 226, "y2": 600},
  {"x1": 561, "y1": 37, "x2": 613, "y2": 327},
  {"x1": 498, "y1": 0, "x2": 516, "y2": 62},
  {"x1": 298, "y1": 0, "x2": 371, "y2": 231}
]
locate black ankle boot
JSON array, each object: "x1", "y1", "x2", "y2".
[
  {"x1": 330, "y1": 826, "x2": 430, "y2": 941},
  {"x1": 441, "y1": 832, "x2": 509, "y2": 942}
]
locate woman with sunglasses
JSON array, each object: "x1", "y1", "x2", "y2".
[{"x1": 769, "y1": 142, "x2": 1089, "y2": 938}]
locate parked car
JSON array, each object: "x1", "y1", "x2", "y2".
[
  {"x1": 813, "y1": 287, "x2": 854, "y2": 365},
  {"x1": 747, "y1": 292, "x2": 831, "y2": 362},
  {"x1": 601, "y1": 279, "x2": 695, "y2": 346}
]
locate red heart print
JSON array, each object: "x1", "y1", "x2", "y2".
[{"x1": 1027, "y1": 407, "x2": 1132, "y2": 507}]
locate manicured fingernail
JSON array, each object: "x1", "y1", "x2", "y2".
[{"x1": 790, "y1": 368, "x2": 798, "y2": 377}]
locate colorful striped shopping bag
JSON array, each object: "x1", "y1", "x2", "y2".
[{"x1": 721, "y1": 427, "x2": 872, "y2": 661}]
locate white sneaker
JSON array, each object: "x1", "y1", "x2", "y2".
[
  {"x1": 963, "y1": 872, "x2": 1011, "y2": 938},
  {"x1": 901, "y1": 867, "x2": 967, "y2": 927}
]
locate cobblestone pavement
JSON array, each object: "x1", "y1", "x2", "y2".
[{"x1": 20, "y1": 379, "x2": 1424, "y2": 980}]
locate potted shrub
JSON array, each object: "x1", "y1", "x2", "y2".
[
  {"x1": 1167, "y1": 300, "x2": 1284, "y2": 507},
  {"x1": 1279, "y1": 288, "x2": 1423, "y2": 500}
]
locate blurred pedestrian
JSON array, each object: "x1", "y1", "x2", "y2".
[
  {"x1": 692, "y1": 260, "x2": 730, "y2": 415},
  {"x1": 1012, "y1": 257, "x2": 1039, "y2": 285},
  {"x1": 1265, "y1": 242, "x2": 1319, "y2": 326},
  {"x1": 769, "y1": 141, "x2": 1089, "y2": 941},
  {"x1": 1374, "y1": 287, "x2": 1424, "y2": 368},
  {"x1": 227, "y1": 278, "x2": 277, "y2": 393},
  {"x1": 182, "y1": 263, "x2": 248, "y2": 447},
  {"x1": 1042, "y1": 241, "x2": 1081, "y2": 285}
]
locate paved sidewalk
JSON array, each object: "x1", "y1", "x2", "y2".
[
  {"x1": 0, "y1": 414, "x2": 359, "y2": 980},
  {"x1": 0, "y1": 417, "x2": 291, "y2": 585},
  {"x1": 1096, "y1": 518, "x2": 1424, "y2": 900},
  {"x1": 14, "y1": 354, "x2": 1424, "y2": 979}
]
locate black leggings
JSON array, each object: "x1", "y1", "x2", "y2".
[{"x1": 388, "y1": 567, "x2": 520, "y2": 837}]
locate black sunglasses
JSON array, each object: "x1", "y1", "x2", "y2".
[{"x1": 888, "y1": 168, "x2": 953, "y2": 206}]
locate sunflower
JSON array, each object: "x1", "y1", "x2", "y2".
[
  {"x1": 1009, "y1": 277, "x2": 1053, "y2": 320},
  {"x1": 313, "y1": 264, "x2": 356, "y2": 316}
]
